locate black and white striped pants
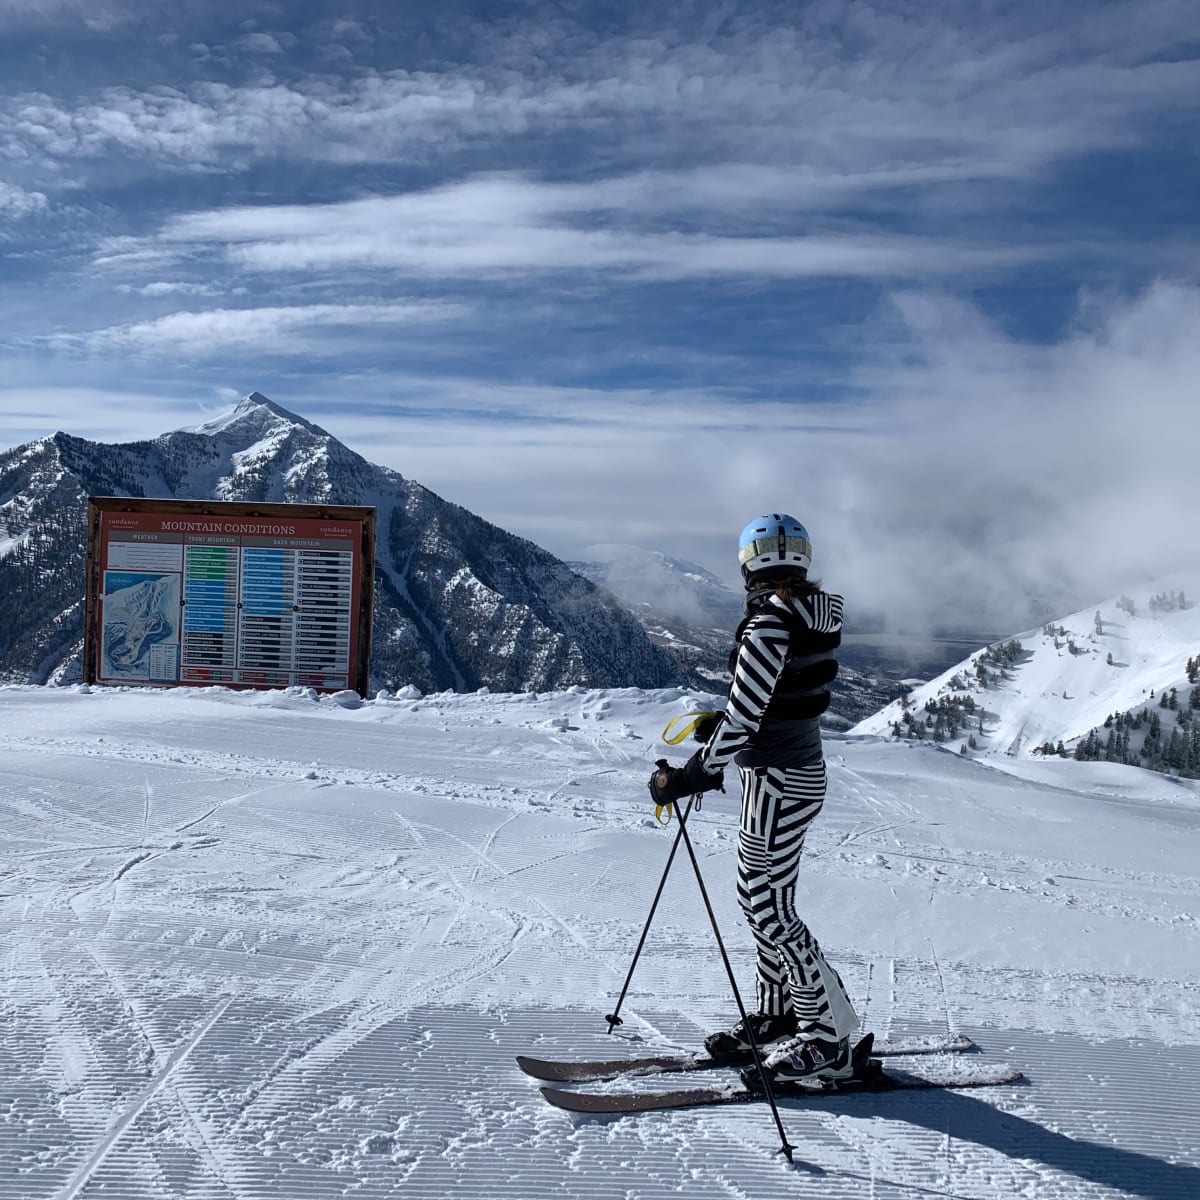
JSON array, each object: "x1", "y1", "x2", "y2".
[{"x1": 736, "y1": 761, "x2": 859, "y2": 1040}]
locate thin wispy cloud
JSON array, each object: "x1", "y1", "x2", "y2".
[
  {"x1": 0, "y1": 0, "x2": 132, "y2": 30},
  {"x1": 43, "y1": 301, "x2": 471, "y2": 357},
  {"x1": 140, "y1": 178, "x2": 1042, "y2": 283},
  {"x1": 0, "y1": 384, "x2": 211, "y2": 444},
  {"x1": 115, "y1": 281, "x2": 241, "y2": 298},
  {"x1": 3, "y1": 4, "x2": 1197, "y2": 187},
  {"x1": 234, "y1": 32, "x2": 287, "y2": 56}
]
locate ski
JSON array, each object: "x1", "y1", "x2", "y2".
[
  {"x1": 517, "y1": 1031, "x2": 977, "y2": 1084},
  {"x1": 539, "y1": 1058, "x2": 1024, "y2": 1114}
]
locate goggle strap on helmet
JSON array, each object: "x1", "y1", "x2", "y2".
[{"x1": 737, "y1": 534, "x2": 812, "y2": 569}]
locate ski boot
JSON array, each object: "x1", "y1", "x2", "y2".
[
  {"x1": 703, "y1": 1010, "x2": 797, "y2": 1065},
  {"x1": 741, "y1": 1031, "x2": 877, "y2": 1091}
]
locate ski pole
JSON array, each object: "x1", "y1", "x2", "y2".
[
  {"x1": 672, "y1": 792, "x2": 796, "y2": 1163},
  {"x1": 604, "y1": 794, "x2": 695, "y2": 1034}
]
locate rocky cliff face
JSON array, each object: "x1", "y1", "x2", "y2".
[{"x1": 0, "y1": 394, "x2": 683, "y2": 693}]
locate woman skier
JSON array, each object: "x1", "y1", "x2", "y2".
[{"x1": 647, "y1": 513, "x2": 861, "y2": 1084}]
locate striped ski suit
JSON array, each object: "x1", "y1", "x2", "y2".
[{"x1": 698, "y1": 590, "x2": 859, "y2": 1039}]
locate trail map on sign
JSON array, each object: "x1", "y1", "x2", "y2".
[{"x1": 101, "y1": 572, "x2": 182, "y2": 681}]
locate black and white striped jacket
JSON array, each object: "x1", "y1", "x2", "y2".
[{"x1": 699, "y1": 590, "x2": 842, "y2": 772}]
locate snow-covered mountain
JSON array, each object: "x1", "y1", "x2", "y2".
[
  {"x1": 0, "y1": 393, "x2": 683, "y2": 693},
  {"x1": 853, "y1": 575, "x2": 1200, "y2": 770}
]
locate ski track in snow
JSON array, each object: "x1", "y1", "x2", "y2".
[{"x1": 0, "y1": 682, "x2": 1198, "y2": 1198}]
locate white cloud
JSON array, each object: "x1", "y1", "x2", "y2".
[
  {"x1": 114, "y1": 280, "x2": 231, "y2": 296},
  {"x1": 235, "y1": 32, "x2": 285, "y2": 55},
  {"x1": 0, "y1": 182, "x2": 48, "y2": 219},
  {"x1": 740, "y1": 280, "x2": 1200, "y2": 631},
  {"x1": 45, "y1": 300, "x2": 470, "y2": 357},
  {"x1": 3, "y1": 2, "x2": 1196, "y2": 193},
  {"x1": 0, "y1": 386, "x2": 204, "y2": 446},
  {"x1": 142, "y1": 177, "x2": 1042, "y2": 283},
  {"x1": 279, "y1": 281, "x2": 1200, "y2": 631}
]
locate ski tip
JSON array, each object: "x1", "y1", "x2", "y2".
[
  {"x1": 539, "y1": 1085, "x2": 571, "y2": 1108},
  {"x1": 539, "y1": 1085, "x2": 610, "y2": 1114},
  {"x1": 516, "y1": 1055, "x2": 565, "y2": 1081}
]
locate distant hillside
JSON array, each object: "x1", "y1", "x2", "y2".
[
  {"x1": 0, "y1": 393, "x2": 684, "y2": 693},
  {"x1": 567, "y1": 545, "x2": 740, "y2": 689},
  {"x1": 853, "y1": 576, "x2": 1200, "y2": 774},
  {"x1": 570, "y1": 546, "x2": 901, "y2": 725}
]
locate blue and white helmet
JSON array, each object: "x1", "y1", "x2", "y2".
[{"x1": 738, "y1": 513, "x2": 812, "y2": 584}]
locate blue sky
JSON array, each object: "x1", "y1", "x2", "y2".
[{"x1": 2, "y1": 0, "x2": 1199, "y2": 628}]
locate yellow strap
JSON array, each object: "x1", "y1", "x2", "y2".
[
  {"x1": 655, "y1": 803, "x2": 673, "y2": 825},
  {"x1": 661, "y1": 711, "x2": 722, "y2": 746}
]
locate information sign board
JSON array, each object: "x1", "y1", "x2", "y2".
[{"x1": 84, "y1": 499, "x2": 375, "y2": 695}]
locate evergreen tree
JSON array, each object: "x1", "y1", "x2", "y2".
[{"x1": 1166, "y1": 729, "x2": 1184, "y2": 772}]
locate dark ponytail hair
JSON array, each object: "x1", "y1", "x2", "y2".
[
  {"x1": 774, "y1": 574, "x2": 822, "y2": 601},
  {"x1": 744, "y1": 568, "x2": 823, "y2": 602}
]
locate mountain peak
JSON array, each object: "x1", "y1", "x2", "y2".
[{"x1": 190, "y1": 392, "x2": 331, "y2": 440}]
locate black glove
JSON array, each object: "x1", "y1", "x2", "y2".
[
  {"x1": 648, "y1": 751, "x2": 725, "y2": 808},
  {"x1": 692, "y1": 713, "x2": 722, "y2": 743}
]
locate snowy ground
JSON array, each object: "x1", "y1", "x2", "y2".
[{"x1": 2, "y1": 683, "x2": 1198, "y2": 1199}]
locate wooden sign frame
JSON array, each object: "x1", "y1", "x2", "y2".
[{"x1": 84, "y1": 497, "x2": 376, "y2": 697}]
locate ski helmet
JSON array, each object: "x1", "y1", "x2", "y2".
[{"x1": 737, "y1": 514, "x2": 812, "y2": 584}]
